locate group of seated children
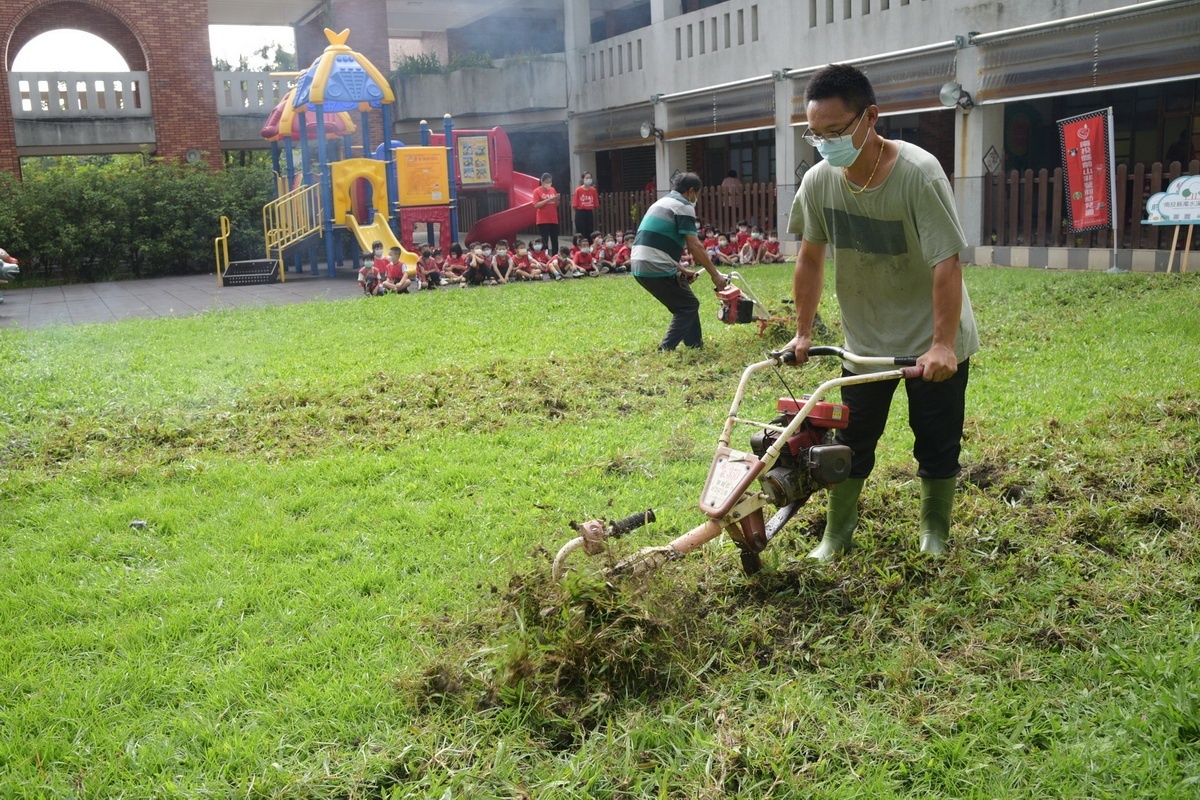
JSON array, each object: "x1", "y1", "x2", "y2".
[
  {"x1": 357, "y1": 240, "x2": 446, "y2": 295},
  {"x1": 358, "y1": 224, "x2": 781, "y2": 295},
  {"x1": 421, "y1": 232, "x2": 636, "y2": 287},
  {"x1": 694, "y1": 222, "x2": 787, "y2": 268}
]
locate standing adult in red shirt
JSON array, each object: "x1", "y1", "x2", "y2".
[
  {"x1": 532, "y1": 172, "x2": 561, "y2": 255},
  {"x1": 572, "y1": 172, "x2": 600, "y2": 243}
]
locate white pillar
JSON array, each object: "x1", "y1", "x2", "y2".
[
  {"x1": 564, "y1": 0, "x2": 593, "y2": 197},
  {"x1": 654, "y1": 103, "x2": 682, "y2": 194},
  {"x1": 952, "y1": 45, "x2": 1004, "y2": 246},
  {"x1": 777, "y1": 78, "x2": 818, "y2": 245},
  {"x1": 774, "y1": 78, "x2": 797, "y2": 241},
  {"x1": 563, "y1": 0, "x2": 592, "y2": 54},
  {"x1": 571, "y1": 147, "x2": 597, "y2": 187}
]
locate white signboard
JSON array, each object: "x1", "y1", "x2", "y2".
[{"x1": 1145, "y1": 175, "x2": 1200, "y2": 226}]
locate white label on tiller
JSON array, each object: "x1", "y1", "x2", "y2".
[{"x1": 699, "y1": 447, "x2": 765, "y2": 518}]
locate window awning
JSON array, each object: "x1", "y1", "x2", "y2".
[
  {"x1": 789, "y1": 46, "x2": 957, "y2": 125},
  {"x1": 572, "y1": 103, "x2": 654, "y2": 152},
  {"x1": 976, "y1": 2, "x2": 1200, "y2": 104},
  {"x1": 663, "y1": 81, "x2": 776, "y2": 141}
]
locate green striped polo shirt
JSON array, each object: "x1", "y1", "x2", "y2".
[{"x1": 631, "y1": 191, "x2": 697, "y2": 277}]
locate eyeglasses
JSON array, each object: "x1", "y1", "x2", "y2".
[{"x1": 802, "y1": 109, "x2": 866, "y2": 147}]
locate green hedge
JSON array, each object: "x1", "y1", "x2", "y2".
[{"x1": 0, "y1": 157, "x2": 275, "y2": 284}]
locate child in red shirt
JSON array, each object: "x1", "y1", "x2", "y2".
[
  {"x1": 529, "y1": 240, "x2": 550, "y2": 267},
  {"x1": 759, "y1": 231, "x2": 786, "y2": 263},
  {"x1": 713, "y1": 234, "x2": 737, "y2": 266},
  {"x1": 572, "y1": 242, "x2": 597, "y2": 276},
  {"x1": 613, "y1": 234, "x2": 633, "y2": 273},
  {"x1": 466, "y1": 243, "x2": 498, "y2": 286},
  {"x1": 491, "y1": 240, "x2": 513, "y2": 284},
  {"x1": 382, "y1": 246, "x2": 413, "y2": 293},
  {"x1": 442, "y1": 243, "x2": 468, "y2": 283},
  {"x1": 358, "y1": 254, "x2": 385, "y2": 295},
  {"x1": 417, "y1": 247, "x2": 441, "y2": 289},
  {"x1": 593, "y1": 234, "x2": 616, "y2": 274},
  {"x1": 551, "y1": 246, "x2": 576, "y2": 278},
  {"x1": 734, "y1": 221, "x2": 752, "y2": 250},
  {"x1": 511, "y1": 241, "x2": 541, "y2": 280},
  {"x1": 739, "y1": 226, "x2": 764, "y2": 265}
]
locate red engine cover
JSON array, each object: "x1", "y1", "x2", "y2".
[{"x1": 776, "y1": 396, "x2": 850, "y2": 429}]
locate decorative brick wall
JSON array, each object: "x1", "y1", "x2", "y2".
[{"x1": 0, "y1": 0, "x2": 222, "y2": 177}]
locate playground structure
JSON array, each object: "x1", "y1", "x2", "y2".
[{"x1": 215, "y1": 28, "x2": 549, "y2": 286}]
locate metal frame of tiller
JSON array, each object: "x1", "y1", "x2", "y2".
[{"x1": 553, "y1": 346, "x2": 922, "y2": 580}]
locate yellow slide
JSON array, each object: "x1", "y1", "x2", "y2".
[{"x1": 345, "y1": 213, "x2": 419, "y2": 275}]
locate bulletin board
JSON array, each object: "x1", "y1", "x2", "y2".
[
  {"x1": 456, "y1": 135, "x2": 494, "y2": 187},
  {"x1": 397, "y1": 147, "x2": 450, "y2": 207}
]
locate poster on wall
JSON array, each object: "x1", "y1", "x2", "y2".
[
  {"x1": 1057, "y1": 108, "x2": 1114, "y2": 233},
  {"x1": 456, "y1": 135, "x2": 493, "y2": 187}
]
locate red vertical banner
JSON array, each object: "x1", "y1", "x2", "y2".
[{"x1": 1058, "y1": 109, "x2": 1114, "y2": 233}]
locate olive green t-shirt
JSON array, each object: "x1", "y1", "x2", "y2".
[{"x1": 787, "y1": 141, "x2": 979, "y2": 373}]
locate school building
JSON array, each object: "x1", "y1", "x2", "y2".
[
  {"x1": 3, "y1": 0, "x2": 1197, "y2": 269},
  {"x1": 395, "y1": 0, "x2": 1200, "y2": 269}
]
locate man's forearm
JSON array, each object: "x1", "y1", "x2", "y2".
[
  {"x1": 930, "y1": 256, "x2": 962, "y2": 351},
  {"x1": 793, "y1": 245, "x2": 825, "y2": 337}
]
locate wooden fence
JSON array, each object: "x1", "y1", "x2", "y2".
[
  {"x1": 983, "y1": 160, "x2": 1200, "y2": 251},
  {"x1": 454, "y1": 182, "x2": 778, "y2": 243}
]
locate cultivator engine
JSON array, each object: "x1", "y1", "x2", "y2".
[{"x1": 552, "y1": 346, "x2": 923, "y2": 580}]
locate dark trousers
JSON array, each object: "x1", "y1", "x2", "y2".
[
  {"x1": 836, "y1": 359, "x2": 970, "y2": 480},
  {"x1": 538, "y1": 224, "x2": 559, "y2": 256},
  {"x1": 574, "y1": 209, "x2": 595, "y2": 239},
  {"x1": 635, "y1": 273, "x2": 702, "y2": 350}
]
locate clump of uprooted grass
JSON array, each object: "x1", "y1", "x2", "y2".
[{"x1": 390, "y1": 389, "x2": 1199, "y2": 789}]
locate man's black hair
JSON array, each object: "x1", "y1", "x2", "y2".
[
  {"x1": 804, "y1": 63, "x2": 876, "y2": 113},
  {"x1": 673, "y1": 172, "x2": 703, "y2": 194}
]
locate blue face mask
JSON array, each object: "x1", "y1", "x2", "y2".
[{"x1": 815, "y1": 112, "x2": 867, "y2": 168}]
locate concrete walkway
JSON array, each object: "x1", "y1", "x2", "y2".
[{"x1": 0, "y1": 270, "x2": 362, "y2": 329}]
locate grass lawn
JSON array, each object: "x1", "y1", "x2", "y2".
[{"x1": 1, "y1": 266, "x2": 1198, "y2": 798}]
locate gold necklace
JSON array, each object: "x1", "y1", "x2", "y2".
[{"x1": 843, "y1": 137, "x2": 885, "y2": 195}]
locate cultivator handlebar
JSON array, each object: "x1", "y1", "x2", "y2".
[{"x1": 776, "y1": 345, "x2": 922, "y2": 377}]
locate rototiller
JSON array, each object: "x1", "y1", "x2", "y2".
[
  {"x1": 715, "y1": 270, "x2": 792, "y2": 336},
  {"x1": 552, "y1": 346, "x2": 922, "y2": 579}
]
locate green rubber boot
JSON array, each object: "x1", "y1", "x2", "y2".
[
  {"x1": 918, "y1": 477, "x2": 957, "y2": 556},
  {"x1": 808, "y1": 477, "x2": 867, "y2": 561}
]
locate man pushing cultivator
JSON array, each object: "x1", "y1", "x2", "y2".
[
  {"x1": 554, "y1": 64, "x2": 978, "y2": 580},
  {"x1": 783, "y1": 63, "x2": 979, "y2": 560}
]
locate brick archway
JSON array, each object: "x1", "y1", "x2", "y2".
[
  {"x1": 4, "y1": 1, "x2": 146, "y2": 70},
  {"x1": 0, "y1": 0, "x2": 222, "y2": 176}
]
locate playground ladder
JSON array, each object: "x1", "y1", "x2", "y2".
[{"x1": 263, "y1": 183, "x2": 322, "y2": 269}]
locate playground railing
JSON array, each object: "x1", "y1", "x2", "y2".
[
  {"x1": 263, "y1": 183, "x2": 323, "y2": 279},
  {"x1": 214, "y1": 215, "x2": 231, "y2": 284}
]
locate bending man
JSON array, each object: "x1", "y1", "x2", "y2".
[{"x1": 632, "y1": 172, "x2": 729, "y2": 350}]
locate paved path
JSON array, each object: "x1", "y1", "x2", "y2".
[{"x1": 0, "y1": 271, "x2": 362, "y2": 329}]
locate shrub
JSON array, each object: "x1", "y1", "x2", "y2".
[
  {"x1": 0, "y1": 157, "x2": 275, "y2": 283},
  {"x1": 391, "y1": 52, "x2": 443, "y2": 77}
]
